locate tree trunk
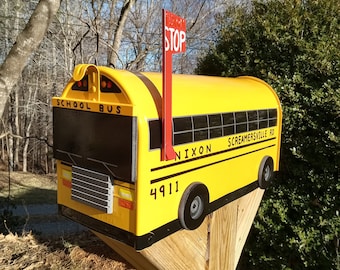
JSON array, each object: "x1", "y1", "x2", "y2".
[
  {"x1": 14, "y1": 86, "x2": 20, "y2": 169},
  {"x1": 8, "y1": 118, "x2": 14, "y2": 171},
  {"x1": 0, "y1": 0, "x2": 60, "y2": 119},
  {"x1": 108, "y1": 0, "x2": 136, "y2": 67},
  {"x1": 22, "y1": 78, "x2": 38, "y2": 173},
  {"x1": 13, "y1": 0, "x2": 21, "y2": 170}
]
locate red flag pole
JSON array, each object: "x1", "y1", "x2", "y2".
[{"x1": 161, "y1": 9, "x2": 186, "y2": 161}]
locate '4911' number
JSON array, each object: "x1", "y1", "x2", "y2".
[{"x1": 150, "y1": 181, "x2": 179, "y2": 200}]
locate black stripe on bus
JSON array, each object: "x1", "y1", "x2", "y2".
[
  {"x1": 136, "y1": 180, "x2": 259, "y2": 249},
  {"x1": 150, "y1": 144, "x2": 276, "y2": 184},
  {"x1": 151, "y1": 137, "x2": 276, "y2": 172},
  {"x1": 59, "y1": 205, "x2": 137, "y2": 247}
]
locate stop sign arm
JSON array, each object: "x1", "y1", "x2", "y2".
[{"x1": 161, "y1": 9, "x2": 186, "y2": 161}]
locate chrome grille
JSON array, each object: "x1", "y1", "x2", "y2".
[{"x1": 71, "y1": 166, "x2": 113, "y2": 214}]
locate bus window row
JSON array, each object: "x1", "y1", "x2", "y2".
[{"x1": 149, "y1": 108, "x2": 277, "y2": 149}]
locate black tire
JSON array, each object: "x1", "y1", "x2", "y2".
[
  {"x1": 258, "y1": 156, "x2": 274, "y2": 189},
  {"x1": 178, "y1": 182, "x2": 209, "y2": 230}
]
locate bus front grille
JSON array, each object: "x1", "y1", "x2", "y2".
[{"x1": 71, "y1": 166, "x2": 113, "y2": 214}]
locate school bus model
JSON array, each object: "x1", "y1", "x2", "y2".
[{"x1": 53, "y1": 64, "x2": 282, "y2": 250}]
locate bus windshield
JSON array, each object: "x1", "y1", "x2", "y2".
[{"x1": 53, "y1": 107, "x2": 137, "y2": 182}]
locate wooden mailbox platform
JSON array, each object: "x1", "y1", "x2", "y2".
[{"x1": 93, "y1": 188, "x2": 264, "y2": 270}]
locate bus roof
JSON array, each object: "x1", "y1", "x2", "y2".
[
  {"x1": 97, "y1": 66, "x2": 280, "y2": 118},
  {"x1": 58, "y1": 65, "x2": 280, "y2": 119}
]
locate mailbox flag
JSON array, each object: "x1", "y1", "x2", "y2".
[{"x1": 162, "y1": 9, "x2": 186, "y2": 161}]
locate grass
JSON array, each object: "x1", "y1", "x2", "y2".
[
  {"x1": 0, "y1": 171, "x2": 57, "y2": 205},
  {"x1": 0, "y1": 231, "x2": 134, "y2": 270}
]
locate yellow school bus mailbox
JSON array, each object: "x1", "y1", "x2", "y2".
[{"x1": 53, "y1": 64, "x2": 282, "y2": 250}]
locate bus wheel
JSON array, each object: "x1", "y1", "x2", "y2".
[
  {"x1": 258, "y1": 156, "x2": 274, "y2": 189},
  {"x1": 178, "y1": 182, "x2": 209, "y2": 230}
]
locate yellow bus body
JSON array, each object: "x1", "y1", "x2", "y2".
[{"x1": 53, "y1": 64, "x2": 282, "y2": 250}]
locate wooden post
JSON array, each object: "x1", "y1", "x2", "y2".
[{"x1": 93, "y1": 188, "x2": 265, "y2": 270}]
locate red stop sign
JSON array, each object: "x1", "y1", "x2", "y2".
[{"x1": 164, "y1": 11, "x2": 186, "y2": 53}]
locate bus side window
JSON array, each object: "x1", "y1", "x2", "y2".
[
  {"x1": 268, "y1": 109, "x2": 277, "y2": 127},
  {"x1": 235, "y1": 112, "x2": 247, "y2": 133},
  {"x1": 247, "y1": 110, "x2": 259, "y2": 131},
  {"x1": 193, "y1": 115, "x2": 208, "y2": 141},
  {"x1": 149, "y1": 120, "x2": 161, "y2": 149},
  {"x1": 208, "y1": 114, "x2": 223, "y2": 138},
  {"x1": 222, "y1": 113, "x2": 235, "y2": 136},
  {"x1": 173, "y1": 117, "x2": 193, "y2": 145},
  {"x1": 259, "y1": 110, "x2": 269, "y2": 129}
]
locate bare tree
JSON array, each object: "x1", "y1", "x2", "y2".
[
  {"x1": 108, "y1": 0, "x2": 136, "y2": 67},
  {"x1": 0, "y1": 0, "x2": 234, "y2": 174},
  {"x1": 123, "y1": 0, "x2": 163, "y2": 71},
  {"x1": 22, "y1": 77, "x2": 39, "y2": 172},
  {"x1": 0, "y1": 0, "x2": 60, "y2": 119},
  {"x1": 71, "y1": 0, "x2": 137, "y2": 67}
]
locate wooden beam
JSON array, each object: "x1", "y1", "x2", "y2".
[{"x1": 93, "y1": 188, "x2": 265, "y2": 270}]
